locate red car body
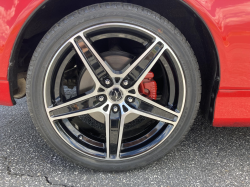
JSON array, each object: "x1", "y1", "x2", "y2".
[{"x1": 0, "y1": 0, "x2": 250, "y2": 127}]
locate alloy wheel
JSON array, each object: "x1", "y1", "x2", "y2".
[{"x1": 43, "y1": 23, "x2": 186, "y2": 160}]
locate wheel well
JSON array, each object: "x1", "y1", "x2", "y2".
[{"x1": 9, "y1": 0, "x2": 219, "y2": 122}]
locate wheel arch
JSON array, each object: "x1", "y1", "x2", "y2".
[{"x1": 9, "y1": 0, "x2": 220, "y2": 122}]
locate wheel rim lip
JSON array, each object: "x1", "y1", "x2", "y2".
[{"x1": 43, "y1": 22, "x2": 186, "y2": 160}]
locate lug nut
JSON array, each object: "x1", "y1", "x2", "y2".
[
  {"x1": 123, "y1": 80, "x2": 128, "y2": 86},
  {"x1": 127, "y1": 97, "x2": 134, "y2": 103},
  {"x1": 105, "y1": 79, "x2": 111, "y2": 85},
  {"x1": 78, "y1": 135, "x2": 83, "y2": 140},
  {"x1": 98, "y1": 96, "x2": 104, "y2": 101},
  {"x1": 113, "y1": 106, "x2": 118, "y2": 112}
]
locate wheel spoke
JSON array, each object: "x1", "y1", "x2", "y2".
[
  {"x1": 71, "y1": 35, "x2": 114, "y2": 87},
  {"x1": 125, "y1": 96, "x2": 179, "y2": 125},
  {"x1": 121, "y1": 41, "x2": 166, "y2": 88},
  {"x1": 137, "y1": 94, "x2": 180, "y2": 116},
  {"x1": 104, "y1": 104, "x2": 126, "y2": 159},
  {"x1": 134, "y1": 46, "x2": 167, "y2": 89},
  {"x1": 109, "y1": 106, "x2": 121, "y2": 158},
  {"x1": 121, "y1": 39, "x2": 159, "y2": 77},
  {"x1": 48, "y1": 94, "x2": 106, "y2": 120}
]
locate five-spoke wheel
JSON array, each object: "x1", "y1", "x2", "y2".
[{"x1": 27, "y1": 3, "x2": 200, "y2": 170}]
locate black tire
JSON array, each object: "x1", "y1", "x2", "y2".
[{"x1": 26, "y1": 2, "x2": 201, "y2": 171}]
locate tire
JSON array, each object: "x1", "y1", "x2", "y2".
[{"x1": 26, "y1": 2, "x2": 201, "y2": 171}]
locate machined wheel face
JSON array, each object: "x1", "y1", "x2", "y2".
[{"x1": 43, "y1": 23, "x2": 186, "y2": 160}]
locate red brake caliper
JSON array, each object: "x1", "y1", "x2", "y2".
[{"x1": 139, "y1": 71, "x2": 157, "y2": 100}]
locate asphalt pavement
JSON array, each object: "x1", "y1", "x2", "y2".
[{"x1": 0, "y1": 98, "x2": 250, "y2": 187}]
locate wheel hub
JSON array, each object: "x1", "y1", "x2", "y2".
[{"x1": 109, "y1": 88, "x2": 123, "y2": 102}]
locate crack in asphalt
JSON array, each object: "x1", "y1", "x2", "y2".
[
  {"x1": 45, "y1": 176, "x2": 73, "y2": 187},
  {"x1": 2, "y1": 156, "x2": 73, "y2": 187}
]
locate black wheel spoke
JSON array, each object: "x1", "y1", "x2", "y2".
[
  {"x1": 103, "y1": 104, "x2": 128, "y2": 159},
  {"x1": 48, "y1": 94, "x2": 106, "y2": 120},
  {"x1": 125, "y1": 96, "x2": 179, "y2": 125},
  {"x1": 121, "y1": 42, "x2": 165, "y2": 89},
  {"x1": 108, "y1": 105, "x2": 122, "y2": 159},
  {"x1": 71, "y1": 35, "x2": 114, "y2": 88}
]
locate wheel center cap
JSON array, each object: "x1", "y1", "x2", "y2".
[{"x1": 109, "y1": 88, "x2": 123, "y2": 102}]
